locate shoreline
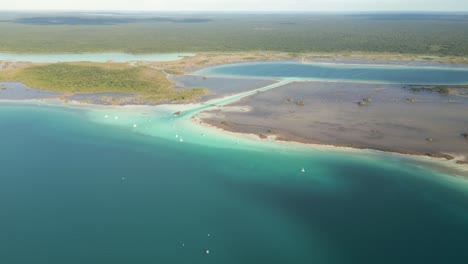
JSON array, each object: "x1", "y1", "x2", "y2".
[
  {"x1": 1, "y1": 97, "x2": 467, "y2": 177},
  {"x1": 193, "y1": 116, "x2": 468, "y2": 177},
  {"x1": 4, "y1": 90, "x2": 466, "y2": 172},
  {"x1": 2, "y1": 53, "x2": 468, "y2": 102},
  {"x1": 195, "y1": 59, "x2": 468, "y2": 74},
  {"x1": 2, "y1": 55, "x2": 468, "y2": 175},
  {"x1": 199, "y1": 117, "x2": 466, "y2": 162},
  {"x1": 1, "y1": 51, "x2": 468, "y2": 64}
]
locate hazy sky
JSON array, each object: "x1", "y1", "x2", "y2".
[{"x1": 1, "y1": 0, "x2": 467, "y2": 12}]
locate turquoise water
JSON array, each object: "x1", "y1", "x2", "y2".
[
  {"x1": 0, "y1": 52, "x2": 194, "y2": 63},
  {"x1": 1, "y1": 101, "x2": 468, "y2": 264},
  {"x1": 197, "y1": 62, "x2": 468, "y2": 84}
]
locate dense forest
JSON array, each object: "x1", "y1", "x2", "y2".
[{"x1": 0, "y1": 13, "x2": 467, "y2": 56}]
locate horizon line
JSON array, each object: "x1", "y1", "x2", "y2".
[{"x1": 1, "y1": 10, "x2": 468, "y2": 13}]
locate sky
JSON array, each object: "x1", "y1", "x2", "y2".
[{"x1": 0, "y1": 0, "x2": 467, "y2": 12}]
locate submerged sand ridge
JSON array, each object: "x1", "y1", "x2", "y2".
[{"x1": 200, "y1": 80, "x2": 468, "y2": 164}]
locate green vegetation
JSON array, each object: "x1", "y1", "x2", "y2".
[
  {"x1": 164, "y1": 69, "x2": 184, "y2": 75},
  {"x1": 408, "y1": 86, "x2": 450, "y2": 94},
  {"x1": 0, "y1": 63, "x2": 207, "y2": 102},
  {"x1": 0, "y1": 13, "x2": 468, "y2": 56},
  {"x1": 406, "y1": 98, "x2": 417, "y2": 103},
  {"x1": 221, "y1": 121, "x2": 229, "y2": 126},
  {"x1": 286, "y1": 98, "x2": 293, "y2": 103},
  {"x1": 425, "y1": 153, "x2": 455, "y2": 160},
  {"x1": 15, "y1": 64, "x2": 148, "y2": 92},
  {"x1": 268, "y1": 129, "x2": 277, "y2": 134},
  {"x1": 296, "y1": 101, "x2": 305, "y2": 106},
  {"x1": 197, "y1": 60, "x2": 209, "y2": 65},
  {"x1": 407, "y1": 85, "x2": 468, "y2": 95},
  {"x1": 359, "y1": 98, "x2": 372, "y2": 106}
]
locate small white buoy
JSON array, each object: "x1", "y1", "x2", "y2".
[
  {"x1": 114, "y1": 116, "x2": 119, "y2": 120},
  {"x1": 179, "y1": 138, "x2": 184, "y2": 142},
  {"x1": 207, "y1": 234, "x2": 210, "y2": 237},
  {"x1": 133, "y1": 124, "x2": 137, "y2": 128},
  {"x1": 301, "y1": 168, "x2": 305, "y2": 173},
  {"x1": 205, "y1": 250, "x2": 210, "y2": 254},
  {"x1": 182, "y1": 243, "x2": 185, "y2": 247},
  {"x1": 175, "y1": 134, "x2": 179, "y2": 138},
  {"x1": 104, "y1": 115, "x2": 109, "y2": 118},
  {"x1": 122, "y1": 177, "x2": 126, "y2": 180}
]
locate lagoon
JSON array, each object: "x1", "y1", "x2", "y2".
[
  {"x1": 1, "y1": 101, "x2": 468, "y2": 264},
  {"x1": 1, "y1": 58, "x2": 468, "y2": 263},
  {"x1": 197, "y1": 62, "x2": 468, "y2": 84}
]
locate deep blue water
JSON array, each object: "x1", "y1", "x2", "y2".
[
  {"x1": 1, "y1": 103, "x2": 468, "y2": 264},
  {"x1": 200, "y1": 62, "x2": 468, "y2": 84}
]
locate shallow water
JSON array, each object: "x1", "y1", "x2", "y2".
[
  {"x1": 197, "y1": 62, "x2": 468, "y2": 84},
  {"x1": 202, "y1": 81, "x2": 468, "y2": 158},
  {"x1": 0, "y1": 52, "x2": 194, "y2": 63},
  {"x1": 0, "y1": 82, "x2": 61, "y2": 99},
  {"x1": 310, "y1": 58, "x2": 468, "y2": 68},
  {"x1": 1, "y1": 101, "x2": 468, "y2": 264},
  {"x1": 65, "y1": 93, "x2": 135, "y2": 105},
  {"x1": 170, "y1": 75, "x2": 276, "y2": 100}
]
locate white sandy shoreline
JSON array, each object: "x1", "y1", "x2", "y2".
[
  {"x1": 1, "y1": 96, "x2": 467, "y2": 180},
  {"x1": 190, "y1": 115, "x2": 468, "y2": 177}
]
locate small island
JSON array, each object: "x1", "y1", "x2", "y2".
[{"x1": 0, "y1": 62, "x2": 208, "y2": 104}]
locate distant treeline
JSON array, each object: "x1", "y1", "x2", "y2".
[{"x1": 0, "y1": 13, "x2": 467, "y2": 56}]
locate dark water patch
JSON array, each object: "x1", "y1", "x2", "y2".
[
  {"x1": 13, "y1": 16, "x2": 212, "y2": 25},
  {"x1": 221, "y1": 160, "x2": 468, "y2": 264}
]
